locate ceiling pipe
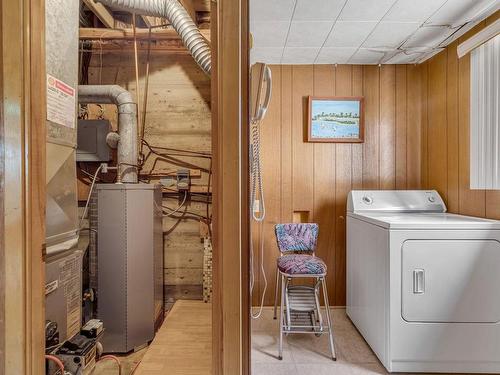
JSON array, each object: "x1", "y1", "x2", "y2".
[
  {"x1": 79, "y1": 85, "x2": 138, "y2": 183},
  {"x1": 97, "y1": 0, "x2": 211, "y2": 75}
]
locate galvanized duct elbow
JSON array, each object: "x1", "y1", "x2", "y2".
[
  {"x1": 97, "y1": 0, "x2": 211, "y2": 75},
  {"x1": 78, "y1": 85, "x2": 138, "y2": 183}
]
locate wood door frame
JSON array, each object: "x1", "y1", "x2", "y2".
[
  {"x1": 0, "y1": 0, "x2": 46, "y2": 373},
  {"x1": 211, "y1": 0, "x2": 250, "y2": 374}
]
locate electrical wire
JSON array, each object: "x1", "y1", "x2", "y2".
[
  {"x1": 140, "y1": 25, "x2": 153, "y2": 157},
  {"x1": 132, "y1": 13, "x2": 142, "y2": 153},
  {"x1": 163, "y1": 203, "x2": 189, "y2": 235},
  {"x1": 98, "y1": 355, "x2": 122, "y2": 375},
  {"x1": 45, "y1": 355, "x2": 65, "y2": 374},
  {"x1": 79, "y1": 164, "x2": 102, "y2": 229},
  {"x1": 142, "y1": 139, "x2": 212, "y2": 158},
  {"x1": 162, "y1": 191, "x2": 188, "y2": 217},
  {"x1": 130, "y1": 360, "x2": 142, "y2": 374}
]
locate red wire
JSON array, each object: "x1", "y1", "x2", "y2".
[{"x1": 45, "y1": 355, "x2": 65, "y2": 374}]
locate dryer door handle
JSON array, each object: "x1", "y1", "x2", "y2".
[{"x1": 413, "y1": 269, "x2": 425, "y2": 294}]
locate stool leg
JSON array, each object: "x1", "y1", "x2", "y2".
[
  {"x1": 273, "y1": 269, "x2": 280, "y2": 320},
  {"x1": 313, "y1": 279, "x2": 323, "y2": 333},
  {"x1": 278, "y1": 274, "x2": 285, "y2": 360},
  {"x1": 321, "y1": 277, "x2": 336, "y2": 361}
]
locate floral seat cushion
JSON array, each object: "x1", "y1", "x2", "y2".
[{"x1": 277, "y1": 254, "x2": 327, "y2": 275}]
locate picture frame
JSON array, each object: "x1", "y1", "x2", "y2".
[{"x1": 307, "y1": 96, "x2": 364, "y2": 143}]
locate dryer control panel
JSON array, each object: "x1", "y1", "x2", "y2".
[{"x1": 347, "y1": 190, "x2": 446, "y2": 213}]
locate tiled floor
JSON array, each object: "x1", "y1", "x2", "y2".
[{"x1": 252, "y1": 307, "x2": 387, "y2": 375}]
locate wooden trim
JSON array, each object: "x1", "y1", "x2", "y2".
[
  {"x1": 0, "y1": 0, "x2": 46, "y2": 373},
  {"x1": 457, "y1": 18, "x2": 500, "y2": 58},
  {"x1": 26, "y1": 0, "x2": 46, "y2": 371},
  {"x1": 211, "y1": 0, "x2": 249, "y2": 374},
  {"x1": 82, "y1": 0, "x2": 115, "y2": 28},
  {"x1": 0, "y1": 2, "x2": 4, "y2": 372},
  {"x1": 306, "y1": 96, "x2": 365, "y2": 143}
]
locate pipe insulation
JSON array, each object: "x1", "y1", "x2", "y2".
[
  {"x1": 78, "y1": 85, "x2": 138, "y2": 183},
  {"x1": 97, "y1": 0, "x2": 211, "y2": 75}
]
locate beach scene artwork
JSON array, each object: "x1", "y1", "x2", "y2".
[{"x1": 309, "y1": 98, "x2": 362, "y2": 142}]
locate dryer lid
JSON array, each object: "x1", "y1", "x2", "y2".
[{"x1": 347, "y1": 190, "x2": 446, "y2": 213}]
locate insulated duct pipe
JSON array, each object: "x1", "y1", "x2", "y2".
[
  {"x1": 97, "y1": 0, "x2": 211, "y2": 75},
  {"x1": 78, "y1": 85, "x2": 138, "y2": 183}
]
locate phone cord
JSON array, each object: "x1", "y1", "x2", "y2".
[{"x1": 250, "y1": 120, "x2": 267, "y2": 319}]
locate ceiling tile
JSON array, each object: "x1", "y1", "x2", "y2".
[
  {"x1": 251, "y1": 21, "x2": 290, "y2": 47},
  {"x1": 250, "y1": 47, "x2": 284, "y2": 64},
  {"x1": 315, "y1": 47, "x2": 358, "y2": 63},
  {"x1": 286, "y1": 21, "x2": 334, "y2": 47},
  {"x1": 426, "y1": 0, "x2": 498, "y2": 27},
  {"x1": 384, "y1": 51, "x2": 425, "y2": 64},
  {"x1": 292, "y1": 0, "x2": 346, "y2": 21},
  {"x1": 403, "y1": 25, "x2": 455, "y2": 47},
  {"x1": 339, "y1": 0, "x2": 397, "y2": 22},
  {"x1": 250, "y1": 0, "x2": 296, "y2": 22},
  {"x1": 383, "y1": 0, "x2": 447, "y2": 23},
  {"x1": 348, "y1": 48, "x2": 386, "y2": 64},
  {"x1": 363, "y1": 22, "x2": 419, "y2": 48},
  {"x1": 324, "y1": 21, "x2": 377, "y2": 47},
  {"x1": 282, "y1": 47, "x2": 320, "y2": 64}
]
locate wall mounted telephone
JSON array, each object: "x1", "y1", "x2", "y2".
[
  {"x1": 250, "y1": 62, "x2": 272, "y2": 123},
  {"x1": 250, "y1": 62, "x2": 272, "y2": 319}
]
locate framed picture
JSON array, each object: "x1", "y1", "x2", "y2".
[{"x1": 307, "y1": 96, "x2": 364, "y2": 143}]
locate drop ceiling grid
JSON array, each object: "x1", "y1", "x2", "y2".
[{"x1": 250, "y1": 0, "x2": 499, "y2": 64}]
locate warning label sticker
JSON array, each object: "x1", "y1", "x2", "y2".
[
  {"x1": 59, "y1": 253, "x2": 82, "y2": 339},
  {"x1": 46, "y1": 74, "x2": 76, "y2": 128}
]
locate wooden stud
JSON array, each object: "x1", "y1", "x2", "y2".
[{"x1": 82, "y1": 0, "x2": 115, "y2": 28}]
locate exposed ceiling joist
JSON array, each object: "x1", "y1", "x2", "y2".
[
  {"x1": 180, "y1": 0, "x2": 197, "y2": 21},
  {"x1": 79, "y1": 27, "x2": 211, "y2": 42},
  {"x1": 82, "y1": 0, "x2": 115, "y2": 28},
  {"x1": 140, "y1": 15, "x2": 168, "y2": 28},
  {"x1": 192, "y1": 0, "x2": 211, "y2": 12}
]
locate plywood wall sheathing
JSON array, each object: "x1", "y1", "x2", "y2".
[{"x1": 84, "y1": 51, "x2": 211, "y2": 309}]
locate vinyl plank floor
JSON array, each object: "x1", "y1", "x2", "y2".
[{"x1": 94, "y1": 300, "x2": 212, "y2": 375}]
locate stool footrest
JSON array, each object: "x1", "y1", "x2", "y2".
[{"x1": 287, "y1": 285, "x2": 317, "y2": 312}]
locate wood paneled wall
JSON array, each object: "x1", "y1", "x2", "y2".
[
  {"x1": 252, "y1": 64, "x2": 422, "y2": 306},
  {"x1": 87, "y1": 52, "x2": 211, "y2": 306},
  {"x1": 420, "y1": 13, "x2": 500, "y2": 220}
]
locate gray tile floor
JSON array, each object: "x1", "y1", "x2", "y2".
[{"x1": 251, "y1": 307, "x2": 389, "y2": 375}]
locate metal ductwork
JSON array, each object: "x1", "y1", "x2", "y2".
[
  {"x1": 78, "y1": 85, "x2": 138, "y2": 183},
  {"x1": 97, "y1": 0, "x2": 211, "y2": 75}
]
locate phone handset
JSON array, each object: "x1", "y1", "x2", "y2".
[{"x1": 255, "y1": 65, "x2": 272, "y2": 121}]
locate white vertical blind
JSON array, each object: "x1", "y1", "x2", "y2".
[{"x1": 470, "y1": 34, "x2": 500, "y2": 190}]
